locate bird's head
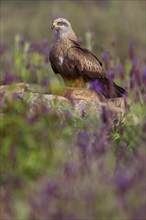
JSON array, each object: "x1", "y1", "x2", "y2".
[
  {"x1": 51, "y1": 18, "x2": 76, "y2": 40},
  {"x1": 51, "y1": 18, "x2": 71, "y2": 31}
]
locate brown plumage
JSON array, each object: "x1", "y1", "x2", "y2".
[{"x1": 49, "y1": 18, "x2": 126, "y2": 98}]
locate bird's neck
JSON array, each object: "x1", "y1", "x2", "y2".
[{"x1": 56, "y1": 28, "x2": 77, "y2": 42}]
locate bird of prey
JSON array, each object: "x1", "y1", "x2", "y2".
[{"x1": 49, "y1": 18, "x2": 126, "y2": 98}]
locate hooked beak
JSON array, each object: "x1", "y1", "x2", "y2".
[
  {"x1": 51, "y1": 21, "x2": 58, "y2": 30},
  {"x1": 51, "y1": 24, "x2": 55, "y2": 29}
]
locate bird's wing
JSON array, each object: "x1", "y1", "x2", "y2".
[
  {"x1": 67, "y1": 44, "x2": 107, "y2": 80},
  {"x1": 49, "y1": 49, "x2": 59, "y2": 74}
]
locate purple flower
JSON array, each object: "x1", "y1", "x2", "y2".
[
  {"x1": 129, "y1": 59, "x2": 141, "y2": 90},
  {"x1": 130, "y1": 59, "x2": 137, "y2": 77},
  {"x1": 142, "y1": 67, "x2": 146, "y2": 88},
  {"x1": 90, "y1": 80, "x2": 101, "y2": 92},
  {"x1": 90, "y1": 80, "x2": 103, "y2": 99},
  {"x1": 64, "y1": 163, "x2": 75, "y2": 178},
  {"x1": 41, "y1": 77, "x2": 50, "y2": 87},
  {"x1": 114, "y1": 170, "x2": 133, "y2": 193},
  {"x1": 40, "y1": 104, "x2": 50, "y2": 114},
  {"x1": 12, "y1": 92, "x2": 22, "y2": 100},
  {"x1": 117, "y1": 63, "x2": 125, "y2": 80},
  {"x1": 108, "y1": 70, "x2": 115, "y2": 80},
  {"x1": 45, "y1": 181, "x2": 58, "y2": 197},
  {"x1": 91, "y1": 134, "x2": 106, "y2": 157},
  {"x1": 19, "y1": 36, "x2": 25, "y2": 46},
  {"x1": 76, "y1": 131, "x2": 90, "y2": 153},
  {"x1": 3, "y1": 72, "x2": 15, "y2": 85},
  {"x1": 101, "y1": 51, "x2": 111, "y2": 71},
  {"x1": 129, "y1": 59, "x2": 138, "y2": 89},
  {"x1": 26, "y1": 115, "x2": 37, "y2": 124}
]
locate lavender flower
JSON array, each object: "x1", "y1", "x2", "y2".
[
  {"x1": 19, "y1": 36, "x2": 25, "y2": 46},
  {"x1": 142, "y1": 67, "x2": 146, "y2": 89},
  {"x1": 101, "y1": 50, "x2": 111, "y2": 71},
  {"x1": 114, "y1": 170, "x2": 133, "y2": 193},
  {"x1": 108, "y1": 70, "x2": 115, "y2": 80},
  {"x1": 76, "y1": 131, "x2": 90, "y2": 154},
  {"x1": 90, "y1": 80, "x2": 103, "y2": 99},
  {"x1": 117, "y1": 63, "x2": 125, "y2": 80},
  {"x1": 3, "y1": 72, "x2": 15, "y2": 85}
]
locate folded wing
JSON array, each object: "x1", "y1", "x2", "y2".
[{"x1": 66, "y1": 44, "x2": 107, "y2": 81}]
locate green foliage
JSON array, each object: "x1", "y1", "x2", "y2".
[
  {"x1": 1, "y1": 99, "x2": 69, "y2": 183},
  {"x1": 14, "y1": 35, "x2": 30, "y2": 81},
  {"x1": 0, "y1": 1, "x2": 145, "y2": 218},
  {"x1": 1, "y1": 34, "x2": 146, "y2": 218}
]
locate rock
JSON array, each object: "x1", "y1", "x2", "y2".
[
  {"x1": 62, "y1": 87, "x2": 126, "y2": 112},
  {"x1": 0, "y1": 83, "x2": 128, "y2": 124},
  {"x1": 0, "y1": 83, "x2": 29, "y2": 103}
]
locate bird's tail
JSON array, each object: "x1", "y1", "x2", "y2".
[
  {"x1": 113, "y1": 83, "x2": 127, "y2": 98},
  {"x1": 91, "y1": 79, "x2": 127, "y2": 98}
]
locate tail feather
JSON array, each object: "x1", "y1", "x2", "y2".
[
  {"x1": 91, "y1": 79, "x2": 127, "y2": 99},
  {"x1": 114, "y1": 83, "x2": 127, "y2": 97}
]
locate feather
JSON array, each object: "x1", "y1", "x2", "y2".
[
  {"x1": 49, "y1": 18, "x2": 127, "y2": 98},
  {"x1": 66, "y1": 45, "x2": 106, "y2": 80}
]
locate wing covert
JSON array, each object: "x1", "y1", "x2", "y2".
[{"x1": 67, "y1": 46, "x2": 107, "y2": 80}]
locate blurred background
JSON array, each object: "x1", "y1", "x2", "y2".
[
  {"x1": 1, "y1": 0, "x2": 145, "y2": 61},
  {"x1": 1, "y1": 1, "x2": 146, "y2": 219}
]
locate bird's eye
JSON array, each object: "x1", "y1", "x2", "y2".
[{"x1": 57, "y1": 21, "x2": 67, "y2": 26}]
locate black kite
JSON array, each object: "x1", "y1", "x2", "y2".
[{"x1": 49, "y1": 18, "x2": 126, "y2": 98}]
